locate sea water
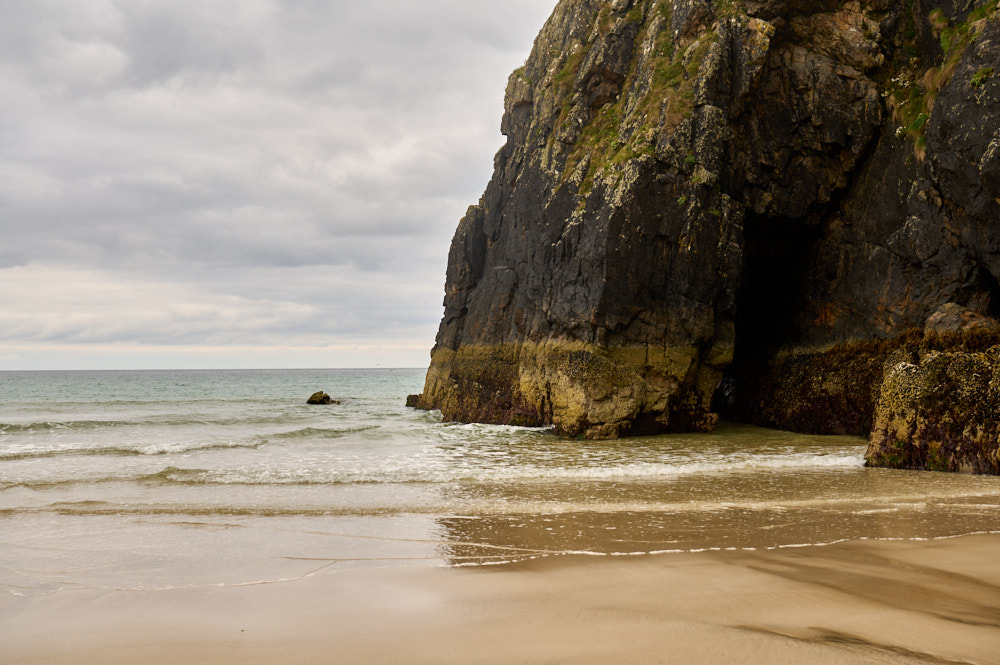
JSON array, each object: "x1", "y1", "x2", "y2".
[{"x1": 2, "y1": 368, "x2": 1000, "y2": 593}]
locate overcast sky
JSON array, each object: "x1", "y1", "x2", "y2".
[{"x1": 0, "y1": 0, "x2": 557, "y2": 370}]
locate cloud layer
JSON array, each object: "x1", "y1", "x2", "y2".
[{"x1": 0, "y1": 0, "x2": 557, "y2": 369}]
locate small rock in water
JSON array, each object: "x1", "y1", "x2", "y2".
[{"x1": 307, "y1": 391, "x2": 339, "y2": 405}]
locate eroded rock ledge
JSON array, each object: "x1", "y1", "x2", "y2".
[{"x1": 411, "y1": 0, "x2": 1000, "y2": 474}]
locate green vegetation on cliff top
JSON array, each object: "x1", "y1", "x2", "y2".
[
  {"x1": 888, "y1": 1, "x2": 998, "y2": 157},
  {"x1": 548, "y1": 0, "x2": 714, "y2": 196}
]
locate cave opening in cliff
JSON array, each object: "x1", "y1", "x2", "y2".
[
  {"x1": 713, "y1": 214, "x2": 822, "y2": 422},
  {"x1": 967, "y1": 265, "x2": 1000, "y2": 319}
]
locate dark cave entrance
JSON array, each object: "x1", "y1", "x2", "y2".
[
  {"x1": 963, "y1": 264, "x2": 1000, "y2": 319},
  {"x1": 713, "y1": 214, "x2": 821, "y2": 421}
]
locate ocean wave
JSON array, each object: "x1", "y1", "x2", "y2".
[
  {"x1": 135, "y1": 466, "x2": 397, "y2": 486},
  {"x1": 497, "y1": 453, "x2": 868, "y2": 480},
  {"x1": 0, "y1": 420, "x2": 134, "y2": 433},
  {"x1": 0, "y1": 475, "x2": 130, "y2": 492},
  {"x1": 0, "y1": 410, "x2": 329, "y2": 435},
  {"x1": 0, "y1": 426, "x2": 380, "y2": 461},
  {"x1": 14, "y1": 452, "x2": 1000, "y2": 498},
  {"x1": 265, "y1": 425, "x2": 379, "y2": 441},
  {"x1": 440, "y1": 422, "x2": 555, "y2": 434},
  {"x1": 12, "y1": 493, "x2": 1000, "y2": 522},
  {"x1": 85, "y1": 452, "x2": 867, "y2": 487},
  {"x1": 0, "y1": 440, "x2": 266, "y2": 461}
]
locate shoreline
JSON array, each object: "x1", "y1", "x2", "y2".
[{"x1": 4, "y1": 533, "x2": 999, "y2": 664}]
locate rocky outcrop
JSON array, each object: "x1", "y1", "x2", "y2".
[
  {"x1": 867, "y1": 344, "x2": 1000, "y2": 474},
  {"x1": 412, "y1": 0, "x2": 1000, "y2": 472},
  {"x1": 307, "y1": 391, "x2": 339, "y2": 405},
  {"x1": 924, "y1": 302, "x2": 1000, "y2": 335}
]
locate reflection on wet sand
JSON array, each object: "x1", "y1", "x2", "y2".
[{"x1": 434, "y1": 468, "x2": 1000, "y2": 565}]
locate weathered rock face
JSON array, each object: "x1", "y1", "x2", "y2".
[
  {"x1": 413, "y1": 0, "x2": 1000, "y2": 471},
  {"x1": 867, "y1": 344, "x2": 1000, "y2": 474}
]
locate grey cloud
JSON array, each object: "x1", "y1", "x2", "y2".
[
  {"x1": 114, "y1": 2, "x2": 270, "y2": 86},
  {"x1": 0, "y1": 0, "x2": 558, "y2": 367}
]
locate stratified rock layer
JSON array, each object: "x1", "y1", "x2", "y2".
[{"x1": 413, "y1": 0, "x2": 1000, "y2": 471}]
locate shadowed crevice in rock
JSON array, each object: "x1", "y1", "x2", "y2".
[{"x1": 715, "y1": 213, "x2": 822, "y2": 421}]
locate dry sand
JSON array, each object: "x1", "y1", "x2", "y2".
[{"x1": 3, "y1": 534, "x2": 999, "y2": 665}]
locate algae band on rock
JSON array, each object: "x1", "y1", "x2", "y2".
[{"x1": 410, "y1": 0, "x2": 1000, "y2": 474}]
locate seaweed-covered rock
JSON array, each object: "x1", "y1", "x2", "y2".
[
  {"x1": 866, "y1": 348, "x2": 1000, "y2": 474},
  {"x1": 307, "y1": 391, "x2": 338, "y2": 405},
  {"x1": 728, "y1": 340, "x2": 898, "y2": 436}
]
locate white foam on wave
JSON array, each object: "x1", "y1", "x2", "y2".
[
  {"x1": 505, "y1": 452, "x2": 867, "y2": 480},
  {"x1": 441, "y1": 422, "x2": 555, "y2": 435},
  {"x1": 853, "y1": 507, "x2": 902, "y2": 515},
  {"x1": 451, "y1": 530, "x2": 1000, "y2": 566},
  {"x1": 148, "y1": 450, "x2": 867, "y2": 487}
]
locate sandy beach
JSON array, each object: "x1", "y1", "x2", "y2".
[
  {"x1": 5, "y1": 373, "x2": 1000, "y2": 664},
  {"x1": 4, "y1": 533, "x2": 999, "y2": 665}
]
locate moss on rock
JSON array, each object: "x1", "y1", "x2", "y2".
[{"x1": 412, "y1": 339, "x2": 718, "y2": 439}]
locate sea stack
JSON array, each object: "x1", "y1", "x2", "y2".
[{"x1": 411, "y1": 0, "x2": 1000, "y2": 473}]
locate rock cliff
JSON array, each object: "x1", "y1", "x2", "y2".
[{"x1": 411, "y1": 0, "x2": 1000, "y2": 473}]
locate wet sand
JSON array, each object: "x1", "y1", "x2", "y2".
[{"x1": 3, "y1": 533, "x2": 999, "y2": 665}]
